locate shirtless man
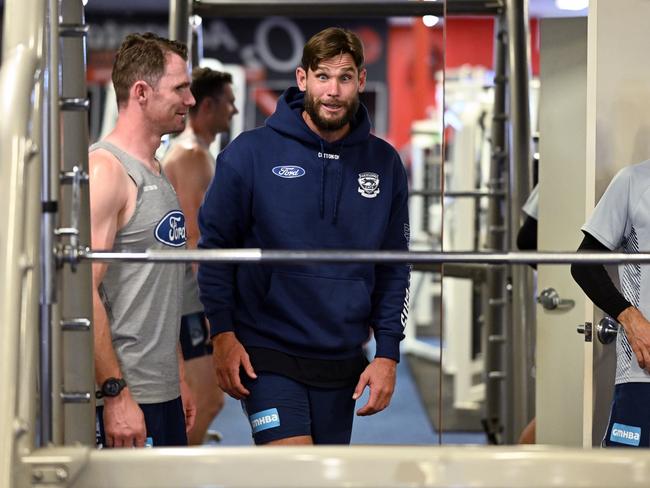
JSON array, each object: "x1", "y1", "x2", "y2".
[
  {"x1": 90, "y1": 32, "x2": 196, "y2": 447},
  {"x1": 162, "y1": 67, "x2": 238, "y2": 444}
]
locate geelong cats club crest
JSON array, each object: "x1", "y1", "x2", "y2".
[{"x1": 358, "y1": 172, "x2": 380, "y2": 199}]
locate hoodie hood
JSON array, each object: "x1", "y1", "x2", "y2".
[{"x1": 266, "y1": 87, "x2": 371, "y2": 148}]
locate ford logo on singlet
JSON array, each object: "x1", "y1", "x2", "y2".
[
  {"x1": 154, "y1": 210, "x2": 186, "y2": 247},
  {"x1": 272, "y1": 165, "x2": 306, "y2": 178}
]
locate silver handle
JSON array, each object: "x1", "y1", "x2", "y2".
[
  {"x1": 577, "y1": 322, "x2": 592, "y2": 342},
  {"x1": 537, "y1": 287, "x2": 575, "y2": 311},
  {"x1": 577, "y1": 317, "x2": 619, "y2": 345},
  {"x1": 597, "y1": 316, "x2": 619, "y2": 345}
]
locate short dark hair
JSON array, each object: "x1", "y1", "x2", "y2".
[
  {"x1": 301, "y1": 27, "x2": 365, "y2": 73},
  {"x1": 189, "y1": 67, "x2": 233, "y2": 116},
  {"x1": 112, "y1": 32, "x2": 188, "y2": 107}
]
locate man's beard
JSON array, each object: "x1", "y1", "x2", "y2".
[{"x1": 304, "y1": 91, "x2": 359, "y2": 132}]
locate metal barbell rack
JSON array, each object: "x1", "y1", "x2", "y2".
[{"x1": 72, "y1": 248, "x2": 650, "y2": 266}]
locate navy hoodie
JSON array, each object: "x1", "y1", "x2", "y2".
[{"x1": 197, "y1": 87, "x2": 410, "y2": 362}]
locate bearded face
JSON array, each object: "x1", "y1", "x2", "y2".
[
  {"x1": 303, "y1": 89, "x2": 360, "y2": 132},
  {"x1": 296, "y1": 53, "x2": 366, "y2": 139}
]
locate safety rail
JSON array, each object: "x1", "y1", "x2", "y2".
[
  {"x1": 0, "y1": 18, "x2": 43, "y2": 488},
  {"x1": 20, "y1": 444, "x2": 650, "y2": 488}
]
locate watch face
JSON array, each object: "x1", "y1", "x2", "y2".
[
  {"x1": 102, "y1": 378, "x2": 125, "y2": 397},
  {"x1": 105, "y1": 380, "x2": 120, "y2": 396}
]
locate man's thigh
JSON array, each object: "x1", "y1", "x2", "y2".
[
  {"x1": 140, "y1": 397, "x2": 187, "y2": 447},
  {"x1": 242, "y1": 373, "x2": 311, "y2": 445},
  {"x1": 604, "y1": 382, "x2": 650, "y2": 447},
  {"x1": 96, "y1": 397, "x2": 187, "y2": 447},
  {"x1": 308, "y1": 384, "x2": 356, "y2": 445}
]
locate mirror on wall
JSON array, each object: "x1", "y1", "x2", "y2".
[
  {"x1": 439, "y1": 14, "x2": 500, "y2": 446},
  {"x1": 438, "y1": 8, "x2": 543, "y2": 446},
  {"x1": 390, "y1": 14, "x2": 445, "y2": 445}
]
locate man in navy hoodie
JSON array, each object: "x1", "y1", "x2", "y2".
[{"x1": 197, "y1": 27, "x2": 410, "y2": 445}]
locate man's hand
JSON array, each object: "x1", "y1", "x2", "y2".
[
  {"x1": 352, "y1": 357, "x2": 397, "y2": 416},
  {"x1": 212, "y1": 332, "x2": 256, "y2": 399},
  {"x1": 618, "y1": 306, "x2": 650, "y2": 372},
  {"x1": 180, "y1": 378, "x2": 197, "y2": 432},
  {"x1": 102, "y1": 390, "x2": 146, "y2": 447}
]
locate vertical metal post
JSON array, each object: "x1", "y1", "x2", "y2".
[
  {"x1": 190, "y1": 14, "x2": 204, "y2": 69},
  {"x1": 59, "y1": 0, "x2": 95, "y2": 445},
  {"x1": 1, "y1": 0, "x2": 46, "y2": 482},
  {"x1": 483, "y1": 11, "x2": 509, "y2": 445},
  {"x1": 39, "y1": 0, "x2": 60, "y2": 447},
  {"x1": 505, "y1": 0, "x2": 534, "y2": 443},
  {"x1": 169, "y1": 0, "x2": 191, "y2": 45}
]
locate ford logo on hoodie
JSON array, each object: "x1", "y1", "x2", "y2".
[
  {"x1": 154, "y1": 210, "x2": 186, "y2": 247},
  {"x1": 272, "y1": 165, "x2": 306, "y2": 178}
]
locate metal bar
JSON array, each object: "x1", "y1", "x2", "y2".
[
  {"x1": 189, "y1": 13, "x2": 203, "y2": 69},
  {"x1": 193, "y1": 0, "x2": 503, "y2": 17},
  {"x1": 0, "y1": 0, "x2": 43, "y2": 481},
  {"x1": 59, "y1": 0, "x2": 96, "y2": 447},
  {"x1": 38, "y1": 0, "x2": 60, "y2": 448},
  {"x1": 410, "y1": 190, "x2": 505, "y2": 198},
  {"x1": 60, "y1": 168, "x2": 89, "y2": 185},
  {"x1": 442, "y1": 263, "x2": 488, "y2": 282},
  {"x1": 169, "y1": 0, "x2": 191, "y2": 44},
  {"x1": 58, "y1": 24, "x2": 88, "y2": 37},
  {"x1": 23, "y1": 444, "x2": 650, "y2": 488},
  {"x1": 483, "y1": 9, "x2": 509, "y2": 446},
  {"x1": 60, "y1": 318, "x2": 91, "y2": 332},
  {"x1": 59, "y1": 97, "x2": 89, "y2": 111},
  {"x1": 80, "y1": 248, "x2": 650, "y2": 265},
  {"x1": 60, "y1": 392, "x2": 91, "y2": 404},
  {"x1": 505, "y1": 0, "x2": 534, "y2": 445}
]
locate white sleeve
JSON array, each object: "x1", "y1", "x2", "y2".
[
  {"x1": 522, "y1": 184, "x2": 539, "y2": 219},
  {"x1": 582, "y1": 168, "x2": 632, "y2": 250}
]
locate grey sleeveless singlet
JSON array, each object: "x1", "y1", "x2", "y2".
[{"x1": 91, "y1": 140, "x2": 185, "y2": 404}]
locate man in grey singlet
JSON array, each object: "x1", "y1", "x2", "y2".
[{"x1": 89, "y1": 32, "x2": 196, "y2": 448}]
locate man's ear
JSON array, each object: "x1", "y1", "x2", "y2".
[
  {"x1": 296, "y1": 67, "x2": 307, "y2": 91},
  {"x1": 200, "y1": 96, "x2": 216, "y2": 115},
  {"x1": 358, "y1": 68, "x2": 367, "y2": 94},
  {"x1": 132, "y1": 80, "x2": 150, "y2": 104}
]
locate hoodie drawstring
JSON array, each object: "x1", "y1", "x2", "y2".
[
  {"x1": 332, "y1": 147, "x2": 343, "y2": 224},
  {"x1": 318, "y1": 140, "x2": 344, "y2": 224},
  {"x1": 319, "y1": 141, "x2": 326, "y2": 219}
]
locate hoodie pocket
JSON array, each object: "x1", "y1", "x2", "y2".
[{"x1": 261, "y1": 271, "x2": 372, "y2": 349}]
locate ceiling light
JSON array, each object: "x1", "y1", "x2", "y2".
[
  {"x1": 555, "y1": 0, "x2": 588, "y2": 10},
  {"x1": 422, "y1": 15, "x2": 439, "y2": 27}
]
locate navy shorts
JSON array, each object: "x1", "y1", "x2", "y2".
[
  {"x1": 96, "y1": 396, "x2": 187, "y2": 447},
  {"x1": 241, "y1": 372, "x2": 356, "y2": 445},
  {"x1": 179, "y1": 312, "x2": 213, "y2": 360},
  {"x1": 604, "y1": 383, "x2": 650, "y2": 447}
]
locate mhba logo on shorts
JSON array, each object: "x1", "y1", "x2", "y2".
[
  {"x1": 272, "y1": 165, "x2": 306, "y2": 178},
  {"x1": 249, "y1": 407, "x2": 281, "y2": 433},
  {"x1": 610, "y1": 422, "x2": 641, "y2": 446},
  {"x1": 154, "y1": 210, "x2": 187, "y2": 247}
]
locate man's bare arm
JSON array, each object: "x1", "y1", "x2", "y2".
[
  {"x1": 89, "y1": 150, "x2": 145, "y2": 447},
  {"x1": 176, "y1": 344, "x2": 197, "y2": 431}
]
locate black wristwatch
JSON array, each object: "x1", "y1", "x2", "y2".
[{"x1": 96, "y1": 377, "x2": 127, "y2": 399}]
